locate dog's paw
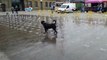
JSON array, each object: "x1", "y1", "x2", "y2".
[
  {"x1": 54, "y1": 34, "x2": 57, "y2": 38},
  {"x1": 43, "y1": 32, "x2": 46, "y2": 34},
  {"x1": 54, "y1": 32, "x2": 57, "y2": 35}
]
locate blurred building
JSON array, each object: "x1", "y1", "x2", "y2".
[
  {"x1": 55, "y1": 0, "x2": 65, "y2": 2},
  {"x1": 24, "y1": 0, "x2": 55, "y2": 10},
  {"x1": 69, "y1": 0, "x2": 85, "y2": 3},
  {"x1": 0, "y1": 0, "x2": 106, "y2": 11},
  {"x1": 0, "y1": 0, "x2": 55, "y2": 11},
  {"x1": 12, "y1": 0, "x2": 25, "y2": 11},
  {"x1": 0, "y1": 0, "x2": 11, "y2": 11},
  {"x1": 85, "y1": 0, "x2": 107, "y2": 7},
  {"x1": 85, "y1": 0, "x2": 107, "y2": 12}
]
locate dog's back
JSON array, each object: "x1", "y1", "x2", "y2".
[
  {"x1": 43, "y1": 23, "x2": 56, "y2": 29},
  {"x1": 41, "y1": 20, "x2": 56, "y2": 28}
]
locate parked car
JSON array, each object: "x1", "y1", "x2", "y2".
[{"x1": 57, "y1": 3, "x2": 76, "y2": 13}]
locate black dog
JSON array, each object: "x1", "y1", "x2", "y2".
[{"x1": 41, "y1": 20, "x2": 57, "y2": 34}]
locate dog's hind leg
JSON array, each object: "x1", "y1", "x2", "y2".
[{"x1": 53, "y1": 28, "x2": 57, "y2": 35}]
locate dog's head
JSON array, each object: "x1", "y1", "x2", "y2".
[
  {"x1": 53, "y1": 20, "x2": 56, "y2": 22},
  {"x1": 41, "y1": 21, "x2": 45, "y2": 24}
]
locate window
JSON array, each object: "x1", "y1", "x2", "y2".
[
  {"x1": 12, "y1": 0, "x2": 20, "y2": 3},
  {"x1": 28, "y1": 1, "x2": 32, "y2": 7},
  {"x1": 67, "y1": 6, "x2": 69, "y2": 8},
  {"x1": 52, "y1": 2, "x2": 55, "y2": 5},
  {"x1": 61, "y1": 5, "x2": 67, "y2": 8},
  {"x1": 45, "y1": 2, "x2": 48, "y2": 7},
  {"x1": 49, "y1": 2, "x2": 52, "y2": 7},
  {"x1": 35, "y1": 1, "x2": 38, "y2": 7}
]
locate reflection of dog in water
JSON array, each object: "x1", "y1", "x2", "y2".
[
  {"x1": 41, "y1": 20, "x2": 57, "y2": 34},
  {"x1": 42, "y1": 35, "x2": 56, "y2": 44}
]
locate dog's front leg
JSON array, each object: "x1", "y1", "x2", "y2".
[
  {"x1": 54, "y1": 30, "x2": 57, "y2": 35},
  {"x1": 44, "y1": 29, "x2": 48, "y2": 33}
]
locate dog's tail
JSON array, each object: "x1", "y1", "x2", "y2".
[{"x1": 53, "y1": 20, "x2": 56, "y2": 24}]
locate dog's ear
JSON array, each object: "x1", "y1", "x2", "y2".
[
  {"x1": 53, "y1": 20, "x2": 56, "y2": 21},
  {"x1": 53, "y1": 20, "x2": 56, "y2": 22},
  {"x1": 41, "y1": 21, "x2": 45, "y2": 24}
]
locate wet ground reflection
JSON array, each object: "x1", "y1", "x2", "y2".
[
  {"x1": 0, "y1": 14, "x2": 107, "y2": 60},
  {"x1": 42, "y1": 34, "x2": 57, "y2": 44}
]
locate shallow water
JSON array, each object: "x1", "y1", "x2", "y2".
[{"x1": 0, "y1": 14, "x2": 107, "y2": 60}]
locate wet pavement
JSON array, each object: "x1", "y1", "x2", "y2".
[{"x1": 0, "y1": 13, "x2": 107, "y2": 60}]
